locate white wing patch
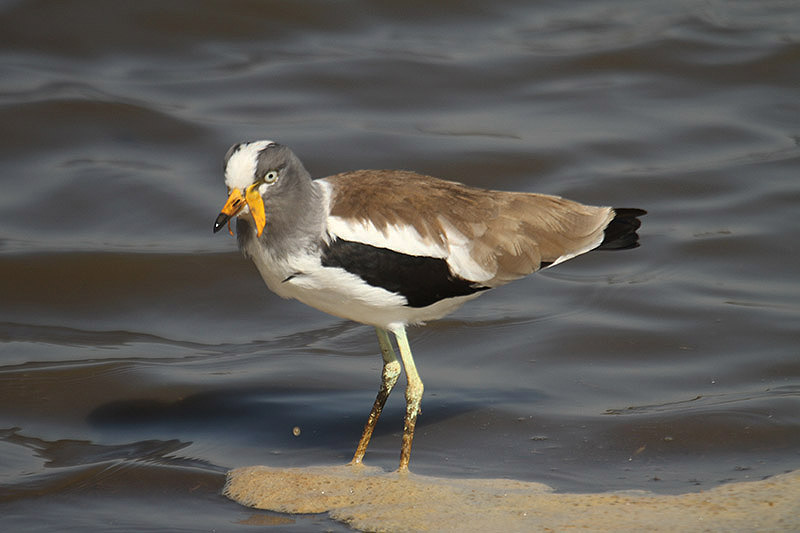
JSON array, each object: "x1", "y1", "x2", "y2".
[
  {"x1": 437, "y1": 216, "x2": 495, "y2": 282},
  {"x1": 325, "y1": 214, "x2": 495, "y2": 283},
  {"x1": 319, "y1": 178, "x2": 494, "y2": 284},
  {"x1": 327, "y1": 216, "x2": 448, "y2": 258}
]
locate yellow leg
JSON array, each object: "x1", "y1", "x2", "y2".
[
  {"x1": 350, "y1": 328, "x2": 401, "y2": 465},
  {"x1": 392, "y1": 326, "x2": 423, "y2": 472}
]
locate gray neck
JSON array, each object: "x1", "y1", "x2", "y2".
[{"x1": 238, "y1": 179, "x2": 327, "y2": 259}]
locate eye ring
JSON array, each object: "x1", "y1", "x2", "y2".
[{"x1": 264, "y1": 170, "x2": 279, "y2": 183}]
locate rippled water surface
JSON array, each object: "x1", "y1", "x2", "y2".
[{"x1": 2, "y1": 1, "x2": 799, "y2": 531}]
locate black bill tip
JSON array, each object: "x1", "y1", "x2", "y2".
[{"x1": 213, "y1": 212, "x2": 231, "y2": 233}]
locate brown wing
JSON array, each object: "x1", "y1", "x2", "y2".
[{"x1": 324, "y1": 170, "x2": 614, "y2": 286}]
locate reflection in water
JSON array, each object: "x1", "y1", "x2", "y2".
[
  {"x1": 0, "y1": 428, "x2": 229, "y2": 485},
  {"x1": 0, "y1": 427, "x2": 195, "y2": 469}
]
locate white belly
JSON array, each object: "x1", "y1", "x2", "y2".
[{"x1": 249, "y1": 244, "x2": 481, "y2": 330}]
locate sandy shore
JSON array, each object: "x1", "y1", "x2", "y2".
[{"x1": 224, "y1": 464, "x2": 799, "y2": 532}]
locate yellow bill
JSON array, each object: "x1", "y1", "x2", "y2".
[{"x1": 213, "y1": 185, "x2": 267, "y2": 237}]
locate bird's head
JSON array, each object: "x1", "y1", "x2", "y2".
[{"x1": 213, "y1": 140, "x2": 306, "y2": 237}]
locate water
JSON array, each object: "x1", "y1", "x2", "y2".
[{"x1": 1, "y1": 0, "x2": 799, "y2": 531}]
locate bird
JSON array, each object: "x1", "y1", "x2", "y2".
[{"x1": 213, "y1": 140, "x2": 645, "y2": 472}]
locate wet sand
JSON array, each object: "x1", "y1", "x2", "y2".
[{"x1": 226, "y1": 465, "x2": 800, "y2": 532}]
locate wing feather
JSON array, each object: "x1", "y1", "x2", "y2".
[{"x1": 321, "y1": 171, "x2": 614, "y2": 286}]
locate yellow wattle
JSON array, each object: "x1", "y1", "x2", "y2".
[{"x1": 245, "y1": 184, "x2": 267, "y2": 237}]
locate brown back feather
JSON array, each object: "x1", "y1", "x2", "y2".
[{"x1": 324, "y1": 170, "x2": 613, "y2": 285}]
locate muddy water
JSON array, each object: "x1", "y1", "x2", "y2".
[{"x1": 2, "y1": 1, "x2": 799, "y2": 531}]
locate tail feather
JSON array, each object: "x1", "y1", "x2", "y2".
[{"x1": 598, "y1": 208, "x2": 646, "y2": 250}]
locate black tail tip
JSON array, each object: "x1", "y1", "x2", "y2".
[{"x1": 599, "y1": 208, "x2": 647, "y2": 250}]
